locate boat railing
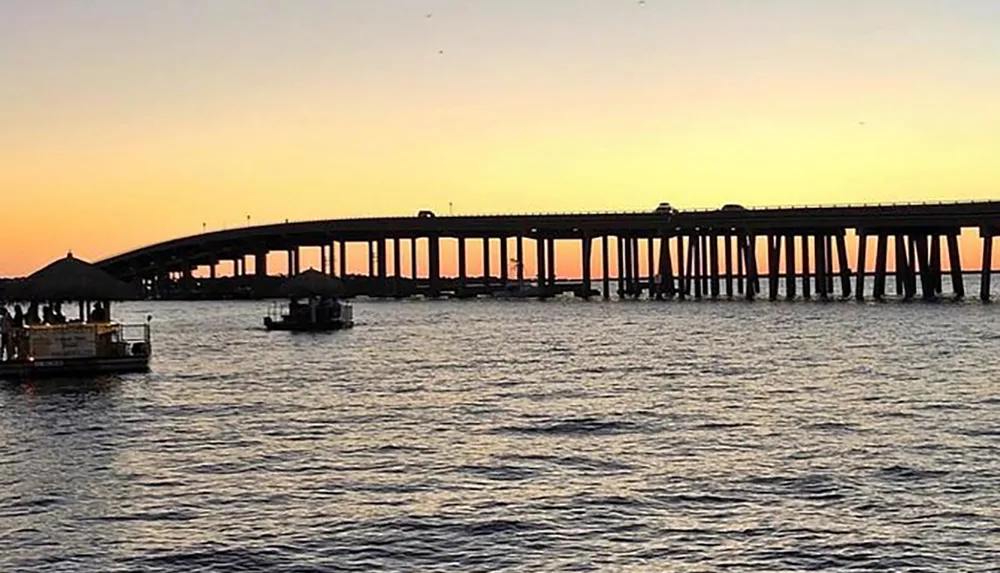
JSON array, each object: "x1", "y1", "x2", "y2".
[{"x1": 0, "y1": 321, "x2": 151, "y2": 363}]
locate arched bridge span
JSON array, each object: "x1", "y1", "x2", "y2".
[{"x1": 94, "y1": 201, "x2": 1000, "y2": 301}]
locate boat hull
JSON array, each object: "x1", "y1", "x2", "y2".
[
  {"x1": 264, "y1": 319, "x2": 353, "y2": 332},
  {"x1": 0, "y1": 356, "x2": 150, "y2": 380}
]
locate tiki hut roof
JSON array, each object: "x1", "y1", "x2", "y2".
[
  {"x1": 279, "y1": 268, "x2": 345, "y2": 298},
  {"x1": 10, "y1": 252, "x2": 139, "y2": 302}
]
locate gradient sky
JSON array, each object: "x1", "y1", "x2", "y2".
[{"x1": 3, "y1": 0, "x2": 1000, "y2": 275}]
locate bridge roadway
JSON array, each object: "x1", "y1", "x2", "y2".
[{"x1": 95, "y1": 201, "x2": 1000, "y2": 302}]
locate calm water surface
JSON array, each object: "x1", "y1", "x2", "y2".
[{"x1": 1, "y1": 297, "x2": 999, "y2": 571}]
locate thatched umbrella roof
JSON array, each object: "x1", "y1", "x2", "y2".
[
  {"x1": 279, "y1": 268, "x2": 345, "y2": 298},
  {"x1": 10, "y1": 252, "x2": 139, "y2": 302}
]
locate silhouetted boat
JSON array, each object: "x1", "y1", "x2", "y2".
[
  {"x1": 0, "y1": 253, "x2": 151, "y2": 380},
  {"x1": 263, "y1": 298, "x2": 354, "y2": 331},
  {"x1": 263, "y1": 269, "x2": 354, "y2": 331}
]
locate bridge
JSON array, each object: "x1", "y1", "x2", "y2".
[{"x1": 95, "y1": 200, "x2": 1000, "y2": 302}]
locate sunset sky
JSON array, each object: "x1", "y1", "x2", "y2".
[{"x1": 3, "y1": 0, "x2": 1000, "y2": 276}]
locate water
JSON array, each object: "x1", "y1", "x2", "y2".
[{"x1": 2, "y1": 297, "x2": 999, "y2": 571}]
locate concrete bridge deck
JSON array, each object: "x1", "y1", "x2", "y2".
[{"x1": 93, "y1": 200, "x2": 1000, "y2": 302}]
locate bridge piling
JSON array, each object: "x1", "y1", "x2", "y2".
[
  {"x1": 676, "y1": 236, "x2": 687, "y2": 300},
  {"x1": 483, "y1": 238, "x2": 492, "y2": 291},
  {"x1": 709, "y1": 235, "x2": 720, "y2": 298},
  {"x1": 500, "y1": 237, "x2": 509, "y2": 286},
  {"x1": 836, "y1": 234, "x2": 851, "y2": 299},
  {"x1": 724, "y1": 235, "x2": 734, "y2": 298},
  {"x1": 646, "y1": 237, "x2": 655, "y2": 299},
  {"x1": 947, "y1": 234, "x2": 964, "y2": 298},
  {"x1": 429, "y1": 235, "x2": 441, "y2": 298},
  {"x1": 929, "y1": 235, "x2": 942, "y2": 296},
  {"x1": 873, "y1": 234, "x2": 888, "y2": 300},
  {"x1": 980, "y1": 232, "x2": 993, "y2": 302},
  {"x1": 616, "y1": 237, "x2": 625, "y2": 298},
  {"x1": 535, "y1": 237, "x2": 545, "y2": 298},
  {"x1": 825, "y1": 235, "x2": 835, "y2": 295},
  {"x1": 893, "y1": 235, "x2": 907, "y2": 298},
  {"x1": 855, "y1": 234, "x2": 868, "y2": 301},
  {"x1": 601, "y1": 235, "x2": 610, "y2": 300},
  {"x1": 801, "y1": 236, "x2": 811, "y2": 299},
  {"x1": 815, "y1": 234, "x2": 828, "y2": 299}
]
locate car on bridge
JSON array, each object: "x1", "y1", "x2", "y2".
[
  {"x1": 720, "y1": 204, "x2": 746, "y2": 211},
  {"x1": 654, "y1": 202, "x2": 676, "y2": 214},
  {"x1": 417, "y1": 210, "x2": 436, "y2": 218}
]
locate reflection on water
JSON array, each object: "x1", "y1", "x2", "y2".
[
  {"x1": 4, "y1": 375, "x2": 124, "y2": 398},
  {"x1": 1, "y1": 298, "x2": 999, "y2": 571}
]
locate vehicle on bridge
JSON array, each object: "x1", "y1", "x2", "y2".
[
  {"x1": 417, "y1": 210, "x2": 436, "y2": 218},
  {"x1": 720, "y1": 204, "x2": 746, "y2": 211},
  {"x1": 263, "y1": 269, "x2": 354, "y2": 332},
  {"x1": 654, "y1": 202, "x2": 676, "y2": 214}
]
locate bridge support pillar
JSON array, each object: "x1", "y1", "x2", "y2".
[
  {"x1": 410, "y1": 238, "x2": 418, "y2": 280},
  {"x1": 680, "y1": 238, "x2": 689, "y2": 297},
  {"x1": 377, "y1": 238, "x2": 388, "y2": 297},
  {"x1": 255, "y1": 252, "x2": 268, "y2": 277},
  {"x1": 657, "y1": 232, "x2": 673, "y2": 299},
  {"x1": 699, "y1": 235, "x2": 709, "y2": 297},
  {"x1": 602, "y1": 235, "x2": 611, "y2": 300},
  {"x1": 499, "y1": 237, "x2": 509, "y2": 286},
  {"x1": 825, "y1": 235, "x2": 835, "y2": 295},
  {"x1": 547, "y1": 238, "x2": 557, "y2": 291},
  {"x1": 515, "y1": 236, "x2": 524, "y2": 287},
  {"x1": 708, "y1": 235, "x2": 720, "y2": 299},
  {"x1": 742, "y1": 234, "x2": 756, "y2": 301},
  {"x1": 947, "y1": 234, "x2": 964, "y2": 298},
  {"x1": 617, "y1": 237, "x2": 626, "y2": 299},
  {"x1": 914, "y1": 234, "x2": 935, "y2": 300},
  {"x1": 339, "y1": 242, "x2": 347, "y2": 278},
  {"x1": 428, "y1": 236, "x2": 441, "y2": 298},
  {"x1": 582, "y1": 236, "x2": 593, "y2": 299},
  {"x1": 815, "y1": 235, "x2": 828, "y2": 300},
  {"x1": 458, "y1": 237, "x2": 468, "y2": 293},
  {"x1": 785, "y1": 234, "x2": 796, "y2": 300},
  {"x1": 894, "y1": 235, "x2": 908, "y2": 298},
  {"x1": 981, "y1": 231, "x2": 993, "y2": 302},
  {"x1": 209, "y1": 263, "x2": 217, "y2": 280},
  {"x1": 367, "y1": 241, "x2": 375, "y2": 279},
  {"x1": 483, "y1": 238, "x2": 492, "y2": 290},
  {"x1": 535, "y1": 237, "x2": 546, "y2": 298},
  {"x1": 874, "y1": 234, "x2": 889, "y2": 300},
  {"x1": 735, "y1": 235, "x2": 744, "y2": 296},
  {"x1": 801, "y1": 236, "x2": 811, "y2": 299},
  {"x1": 836, "y1": 234, "x2": 851, "y2": 299},
  {"x1": 767, "y1": 235, "x2": 781, "y2": 301},
  {"x1": 724, "y1": 235, "x2": 734, "y2": 298},
  {"x1": 646, "y1": 237, "x2": 655, "y2": 299},
  {"x1": 855, "y1": 234, "x2": 868, "y2": 301},
  {"x1": 320, "y1": 245, "x2": 328, "y2": 275},
  {"x1": 691, "y1": 234, "x2": 702, "y2": 300},
  {"x1": 393, "y1": 237, "x2": 402, "y2": 297},
  {"x1": 930, "y1": 235, "x2": 942, "y2": 296}
]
